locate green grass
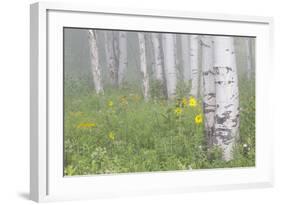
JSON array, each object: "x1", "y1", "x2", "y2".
[{"x1": 63, "y1": 78, "x2": 255, "y2": 176}]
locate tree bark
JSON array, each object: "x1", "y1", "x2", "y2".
[
  {"x1": 118, "y1": 31, "x2": 128, "y2": 86},
  {"x1": 138, "y1": 33, "x2": 150, "y2": 101},
  {"x1": 104, "y1": 31, "x2": 118, "y2": 85},
  {"x1": 190, "y1": 35, "x2": 199, "y2": 98},
  {"x1": 151, "y1": 33, "x2": 164, "y2": 83},
  {"x1": 112, "y1": 31, "x2": 120, "y2": 69},
  {"x1": 181, "y1": 35, "x2": 190, "y2": 83},
  {"x1": 199, "y1": 36, "x2": 204, "y2": 98},
  {"x1": 213, "y1": 36, "x2": 240, "y2": 161},
  {"x1": 201, "y1": 36, "x2": 216, "y2": 148},
  {"x1": 146, "y1": 34, "x2": 155, "y2": 77},
  {"x1": 163, "y1": 33, "x2": 177, "y2": 99},
  {"x1": 245, "y1": 38, "x2": 252, "y2": 80},
  {"x1": 174, "y1": 35, "x2": 180, "y2": 73},
  {"x1": 88, "y1": 30, "x2": 104, "y2": 94}
]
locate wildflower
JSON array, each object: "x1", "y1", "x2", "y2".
[
  {"x1": 195, "y1": 114, "x2": 203, "y2": 124},
  {"x1": 182, "y1": 98, "x2": 188, "y2": 107},
  {"x1": 77, "y1": 122, "x2": 96, "y2": 128},
  {"x1": 108, "y1": 100, "x2": 114, "y2": 107},
  {"x1": 243, "y1": 144, "x2": 248, "y2": 148},
  {"x1": 189, "y1": 96, "x2": 197, "y2": 107},
  {"x1": 119, "y1": 96, "x2": 128, "y2": 106},
  {"x1": 108, "y1": 131, "x2": 115, "y2": 141},
  {"x1": 174, "y1": 107, "x2": 183, "y2": 116}
]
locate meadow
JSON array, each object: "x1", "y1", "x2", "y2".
[{"x1": 63, "y1": 77, "x2": 255, "y2": 176}]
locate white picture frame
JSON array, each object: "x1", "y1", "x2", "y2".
[{"x1": 30, "y1": 1, "x2": 274, "y2": 202}]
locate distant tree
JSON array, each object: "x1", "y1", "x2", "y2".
[
  {"x1": 104, "y1": 31, "x2": 118, "y2": 85},
  {"x1": 118, "y1": 31, "x2": 128, "y2": 86},
  {"x1": 181, "y1": 35, "x2": 190, "y2": 84},
  {"x1": 88, "y1": 30, "x2": 104, "y2": 94},
  {"x1": 174, "y1": 35, "x2": 180, "y2": 73},
  {"x1": 151, "y1": 33, "x2": 165, "y2": 83},
  {"x1": 163, "y1": 33, "x2": 177, "y2": 99},
  {"x1": 245, "y1": 38, "x2": 253, "y2": 80},
  {"x1": 138, "y1": 33, "x2": 150, "y2": 101},
  {"x1": 145, "y1": 34, "x2": 155, "y2": 77},
  {"x1": 190, "y1": 35, "x2": 199, "y2": 98},
  {"x1": 112, "y1": 31, "x2": 120, "y2": 70}
]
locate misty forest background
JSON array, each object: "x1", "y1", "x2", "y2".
[{"x1": 64, "y1": 28, "x2": 255, "y2": 176}]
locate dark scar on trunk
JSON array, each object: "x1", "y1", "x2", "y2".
[
  {"x1": 224, "y1": 104, "x2": 233, "y2": 109},
  {"x1": 204, "y1": 108, "x2": 216, "y2": 114},
  {"x1": 216, "y1": 111, "x2": 231, "y2": 124},
  {"x1": 215, "y1": 81, "x2": 223, "y2": 85},
  {"x1": 200, "y1": 40, "x2": 211, "y2": 48},
  {"x1": 203, "y1": 71, "x2": 215, "y2": 76},
  {"x1": 215, "y1": 128, "x2": 233, "y2": 144},
  {"x1": 225, "y1": 67, "x2": 232, "y2": 73},
  {"x1": 213, "y1": 66, "x2": 233, "y2": 74},
  {"x1": 207, "y1": 93, "x2": 216, "y2": 99},
  {"x1": 213, "y1": 66, "x2": 220, "y2": 74}
]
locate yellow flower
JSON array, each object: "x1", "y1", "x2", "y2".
[
  {"x1": 77, "y1": 122, "x2": 96, "y2": 128},
  {"x1": 182, "y1": 98, "x2": 188, "y2": 107},
  {"x1": 174, "y1": 107, "x2": 183, "y2": 116},
  {"x1": 195, "y1": 114, "x2": 203, "y2": 124},
  {"x1": 189, "y1": 97, "x2": 197, "y2": 107},
  {"x1": 108, "y1": 131, "x2": 115, "y2": 141},
  {"x1": 108, "y1": 100, "x2": 114, "y2": 107}
]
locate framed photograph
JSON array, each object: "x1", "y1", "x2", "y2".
[{"x1": 30, "y1": 2, "x2": 274, "y2": 202}]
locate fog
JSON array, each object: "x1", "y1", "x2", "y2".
[{"x1": 64, "y1": 28, "x2": 255, "y2": 91}]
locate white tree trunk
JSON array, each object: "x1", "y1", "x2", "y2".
[
  {"x1": 88, "y1": 30, "x2": 104, "y2": 94},
  {"x1": 163, "y1": 33, "x2": 177, "y2": 99},
  {"x1": 200, "y1": 68, "x2": 204, "y2": 98},
  {"x1": 201, "y1": 36, "x2": 216, "y2": 148},
  {"x1": 138, "y1": 33, "x2": 150, "y2": 101},
  {"x1": 174, "y1": 35, "x2": 180, "y2": 72},
  {"x1": 198, "y1": 36, "x2": 204, "y2": 98},
  {"x1": 181, "y1": 35, "x2": 190, "y2": 83},
  {"x1": 112, "y1": 31, "x2": 119, "y2": 69},
  {"x1": 245, "y1": 38, "x2": 252, "y2": 80},
  {"x1": 151, "y1": 33, "x2": 164, "y2": 82},
  {"x1": 104, "y1": 31, "x2": 118, "y2": 85},
  {"x1": 190, "y1": 35, "x2": 199, "y2": 98},
  {"x1": 146, "y1": 34, "x2": 155, "y2": 77},
  {"x1": 213, "y1": 36, "x2": 240, "y2": 161},
  {"x1": 118, "y1": 31, "x2": 128, "y2": 86}
]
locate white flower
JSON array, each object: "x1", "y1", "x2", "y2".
[{"x1": 243, "y1": 144, "x2": 248, "y2": 148}]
